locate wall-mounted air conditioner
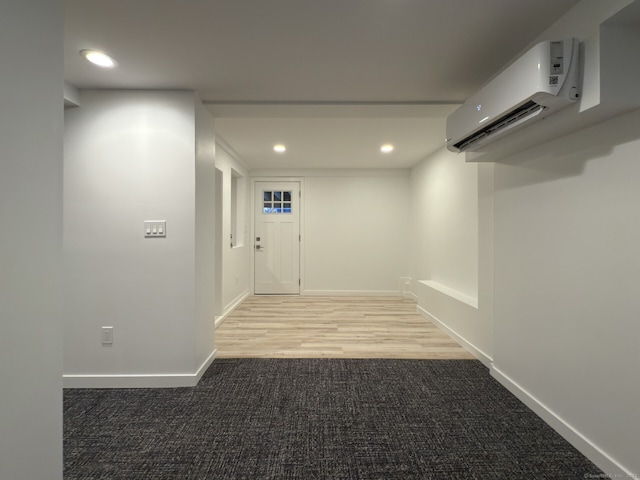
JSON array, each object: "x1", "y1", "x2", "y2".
[{"x1": 446, "y1": 38, "x2": 580, "y2": 153}]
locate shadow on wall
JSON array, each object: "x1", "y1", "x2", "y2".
[{"x1": 494, "y1": 107, "x2": 640, "y2": 191}]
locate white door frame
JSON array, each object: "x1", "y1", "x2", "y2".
[{"x1": 250, "y1": 176, "x2": 305, "y2": 295}]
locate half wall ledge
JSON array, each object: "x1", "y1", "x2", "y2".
[{"x1": 418, "y1": 280, "x2": 478, "y2": 309}]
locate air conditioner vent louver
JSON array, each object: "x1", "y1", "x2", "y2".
[{"x1": 454, "y1": 101, "x2": 544, "y2": 152}]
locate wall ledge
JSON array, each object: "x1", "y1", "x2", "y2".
[{"x1": 418, "y1": 280, "x2": 478, "y2": 309}]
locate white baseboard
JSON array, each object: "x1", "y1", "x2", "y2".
[
  {"x1": 417, "y1": 300, "x2": 632, "y2": 477},
  {"x1": 491, "y1": 365, "x2": 633, "y2": 478},
  {"x1": 303, "y1": 289, "x2": 402, "y2": 297},
  {"x1": 63, "y1": 349, "x2": 217, "y2": 389},
  {"x1": 416, "y1": 304, "x2": 493, "y2": 367},
  {"x1": 215, "y1": 289, "x2": 250, "y2": 328}
]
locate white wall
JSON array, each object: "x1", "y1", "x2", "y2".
[
  {"x1": 409, "y1": 2, "x2": 640, "y2": 475},
  {"x1": 410, "y1": 149, "x2": 478, "y2": 297},
  {"x1": 195, "y1": 99, "x2": 217, "y2": 368},
  {"x1": 214, "y1": 168, "x2": 224, "y2": 316},
  {"x1": 410, "y1": 149, "x2": 493, "y2": 363},
  {"x1": 488, "y1": 1, "x2": 640, "y2": 476},
  {"x1": 0, "y1": 1, "x2": 63, "y2": 478},
  {"x1": 492, "y1": 104, "x2": 640, "y2": 478},
  {"x1": 64, "y1": 90, "x2": 216, "y2": 387},
  {"x1": 248, "y1": 169, "x2": 410, "y2": 295},
  {"x1": 215, "y1": 146, "x2": 251, "y2": 312},
  {"x1": 303, "y1": 171, "x2": 410, "y2": 295}
]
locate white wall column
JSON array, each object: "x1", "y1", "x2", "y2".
[
  {"x1": 64, "y1": 90, "x2": 217, "y2": 388},
  {"x1": 0, "y1": 1, "x2": 64, "y2": 478}
]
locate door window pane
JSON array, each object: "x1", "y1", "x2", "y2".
[{"x1": 262, "y1": 191, "x2": 293, "y2": 214}]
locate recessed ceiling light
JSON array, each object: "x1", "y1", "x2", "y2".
[
  {"x1": 80, "y1": 49, "x2": 117, "y2": 68},
  {"x1": 273, "y1": 144, "x2": 286, "y2": 153},
  {"x1": 380, "y1": 144, "x2": 394, "y2": 153}
]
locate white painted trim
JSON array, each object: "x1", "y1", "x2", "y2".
[
  {"x1": 249, "y1": 168, "x2": 410, "y2": 178},
  {"x1": 63, "y1": 349, "x2": 218, "y2": 389},
  {"x1": 203, "y1": 102, "x2": 461, "y2": 119},
  {"x1": 215, "y1": 138, "x2": 251, "y2": 171},
  {"x1": 303, "y1": 289, "x2": 402, "y2": 297},
  {"x1": 215, "y1": 289, "x2": 250, "y2": 328},
  {"x1": 418, "y1": 280, "x2": 478, "y2": 309},
  {"x1": 490, "y1": 365, "x2": 634, "y2": 478},
  {"x1": 417, "y1": 304, "x2": 493, "y2": 367},
  {"x1": 250, "y1": 176, "x2": 307, "y2": 182}
]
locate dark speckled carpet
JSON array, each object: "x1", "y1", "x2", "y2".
[{"x1": 64, "y1": 358, "x2": 603, "y2": 479}]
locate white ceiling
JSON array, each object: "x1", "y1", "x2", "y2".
[
  {"x1": 64, "y1": 0, "x2": 580, "y2": 169},
  {"x1": 211, "y1": 104, "x2": 458, "y2": 169}
]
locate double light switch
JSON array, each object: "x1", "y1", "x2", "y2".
[{"x1": 144, "y1": 220, "x2": 166, "y2": 238}]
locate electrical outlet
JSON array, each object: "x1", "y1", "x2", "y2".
[{"x1": 101, "y1": 326, "x2": 113, "y2": 345}]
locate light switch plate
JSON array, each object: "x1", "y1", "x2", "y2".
[
  {"x1": 101, "y1": 326, "x2": 113, "y2": 345},
  {"x1": 144, "y1": 220, "x2": 166, "y2": 238}
]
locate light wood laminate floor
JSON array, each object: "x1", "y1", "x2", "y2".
[{"x1": 216, "y1": 295, "x2": 475, "y2": 359}]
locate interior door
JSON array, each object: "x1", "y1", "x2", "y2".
[{"x1": 254, "y1": 181, "x2": 300, "y2": 294}]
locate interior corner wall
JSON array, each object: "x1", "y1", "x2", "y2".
[
  {"x1": 410, "y1": 148, "x2": 478, "y2": 297},
  {"x1": 304, "y1": 171, "x2": 410, "y2": 295},
  {"x1": 214, "y1": 147, "x2": 251, "y2": 311},
  {"x1": 63, "y1": 90, "x2": 201, "y2": 384},
  {"x1": 409, "y1": 148, "x2": 493, "y2": 362},
  {"x1": 194, "y1": 99, "x2": 217, "y2": 368},
  {"x1": 0, "y1": 1, "x2": 63, "y2": 478}
]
